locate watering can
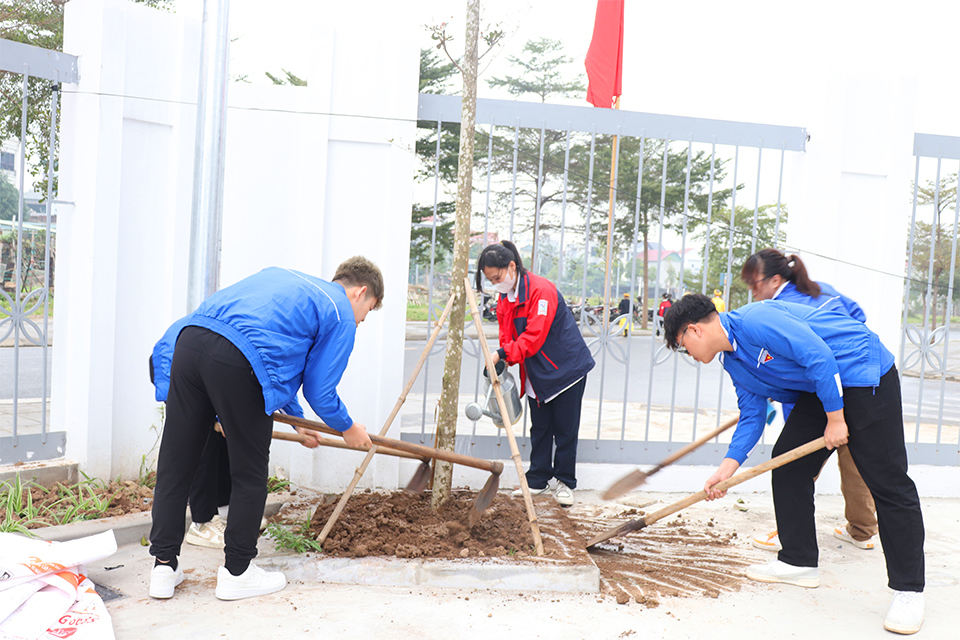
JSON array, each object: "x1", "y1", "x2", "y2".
[{"x1": 464, "y1": 359, "x2": 523, "y2": 427}]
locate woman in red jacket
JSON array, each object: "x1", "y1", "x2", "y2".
[{"x1": 475, "y1": 241, "x2": 595, "y2": 507}]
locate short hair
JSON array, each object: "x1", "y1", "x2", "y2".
[
  {"x1": 333, "y1": 256, "x2": 384, "y2": 310},
  {"x1": 663, "y1": 293, "x2": 717, "y2": 350}
]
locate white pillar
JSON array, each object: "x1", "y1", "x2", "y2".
[{"x1": 790, "y1": 74, "x2": 917, "y2": 355}]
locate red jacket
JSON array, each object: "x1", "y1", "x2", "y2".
[{"x1": 496, "y1": 272, "x2": 594, "y2": 401}]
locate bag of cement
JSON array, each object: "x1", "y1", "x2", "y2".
[{"x1": 0, "y1": 531, "x2": 117, "y2": 640}]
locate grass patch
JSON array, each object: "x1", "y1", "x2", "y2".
[
  {"x1": 264, "y1": 520, "x2": 323, "y2": 554},
  {"x1": 267, "y1": 476, "x2": 291, "y2": 493}
]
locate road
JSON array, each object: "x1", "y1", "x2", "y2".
[
  {"x1": 403, "y1": 336, "x2": 960, "y2": 428},
  {"x1": 0, "y1": 345, "x2": 53, "y2": 400},
  {"x1": 3, "y1": 338, "x2": 958, "y2": 428}
]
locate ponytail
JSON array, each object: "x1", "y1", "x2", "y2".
[
  {"x1": 787, "y1": 254, "x2": 821, "y2": 297},
  {"x1": 741, "y1": 248, "x2": 821, "y2": 297},
  {"x1": 474, "y1": 240, "x2": 526, "y2": 291}
]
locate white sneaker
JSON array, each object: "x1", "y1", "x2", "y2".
[
  {"x1": 149, "y1": 563, "x2": 184, "y2": 599},
  {"x1": 745, "y1": 559, "x2": 819, "y2": 588},
  {"x1": 185, "y1": 514, "x2": 226, "y2": 549},
  {"x1": 511, "y1": 484, "x2": 551, "y2": 498},
  {"x1": 751, "y1": 529, "x2": 782, "y2": 552},
  {"x1": 554, "y1": 482, "x2": 575, "y2": 507},
  {"x1": 833, "y1": 526, "x2": 875, "y2": 550},
  {"x1": 884, "y1": 591, "x2": 924, "y2": 635},
  {"x1": 215, "y1": 563, "x2": 286, "y2": 601}
]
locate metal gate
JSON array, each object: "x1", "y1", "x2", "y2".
[
  {"x1": 899, "y1": 133, "x2": 960, "y2": 465},
  {"x1": 404, "y1": 93, "x2": 810, "y2": 467},
  {"x1": 0, "y1": 38, "x2": 77, "y2": 464}
]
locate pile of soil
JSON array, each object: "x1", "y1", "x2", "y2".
[{"x1": 304, "y1": 490, "x2": 557, "y2": 559}]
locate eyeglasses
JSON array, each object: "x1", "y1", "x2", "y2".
[
  {"x1": 745, "y1": 274, "x2": 774, "y2": 290},
  {"x1": 677, "y1": 326, "x2": 690, "y2": 354}
]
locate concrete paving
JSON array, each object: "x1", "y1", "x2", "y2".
[{"x1": 54, "y1": 490, "x2": 960, "y2": 640}]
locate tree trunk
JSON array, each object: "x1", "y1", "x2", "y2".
[{"x1": 432, "y1": 0, "x2": 479, "y2": 510}]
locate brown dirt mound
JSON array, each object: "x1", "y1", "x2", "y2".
[{"x1": 306, "y1": 490, "x2": 543, "y2": 559}]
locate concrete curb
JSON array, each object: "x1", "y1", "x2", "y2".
[{"x1": 260, "y1": 552, "x2": 600, "y2": 593}]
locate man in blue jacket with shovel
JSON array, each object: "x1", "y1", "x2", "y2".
[
  {"x1": 148, "y1": 258, "x2": 382, "y2": 602},
  {"x1": 663, "y1": 293, "x2": 925, "y2": 635}
]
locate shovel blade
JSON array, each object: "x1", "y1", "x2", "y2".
[
  {"x1": 404, "y1": 461, "x2": 431, "y2": 494},
  {"x1": 467, "y1": 473, "x2": 500, "y2": 527},
  {"x1": 602, "y1": 469, "x2": 649, "y2": 501}
]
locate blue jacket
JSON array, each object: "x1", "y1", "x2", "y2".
[
  {"x1": 773, "y1": 280, "x2": 867, "y2": 421},
  {"x1": 775, "y1": 281, "x2": 866, "y2": 322},
  {"x1": 151, "y1": 267, "x2": 357, "y2": 431},
  {"x1": 496, "y1": 271, "x2": 595, "y2": 401},
  {"x1": 719, "y1": 300, "x2": 895, "y2": 463}
]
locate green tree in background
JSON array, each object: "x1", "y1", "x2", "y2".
[
  {"x1": 412, "y1": 48, "x2": 462, "y2": 280},
  {"x1": 0, "y1": 0, "x2": 172, "y2": 195},
  {"x1": 0, "y1": 173, "x2": 17, "y2": 221},
  {"x1": 910, "y1": 173, "x2": 960, "y2": 328},
  {"x1": 689, "y1": 203, "x2": 788, "y2": 310},
  {"x1": 487, "y1": 37, "x2": 585, "y2": 101},
  {"x1": 484, "y1": 39, "x2": 585, "y2": 254},
  {"x1": 568, "y1": 139, "x2": 736, "y2": 326}
]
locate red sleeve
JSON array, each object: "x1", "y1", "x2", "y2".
[{"x1": 502, "y1": 277, "x2": 558, "y2": 364}]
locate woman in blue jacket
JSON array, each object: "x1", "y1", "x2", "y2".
[
  {"x1": 741, "y1": 248, "x2": 876, "y2": 553},
  {"x1": 475, "y1": 241, "x2": 594, "y2": 507},
  {"x1": 664, "y1": 294, "x2": 925, "y2": 635}
]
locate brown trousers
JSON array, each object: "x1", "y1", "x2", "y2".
[{"x1": 836, "y1": 444, "x2": 878, "y2": 540}]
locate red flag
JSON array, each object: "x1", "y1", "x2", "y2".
[{"x1": 584, "y1": 0, "x2": 624, "y2": 108}]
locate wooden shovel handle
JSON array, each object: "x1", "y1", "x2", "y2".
[
  {"x1": 648, "y1": 414, "x2": 740, "y2": 474},
  {"x1": 272, "y1": 430, "x2": 426, "y2": 461},
  {"x1": 272, "y1": 413, "x2": 504, "y2": 475},
  {"x1": 643, "y1": 436, "x2": 826, "y2": 528}
]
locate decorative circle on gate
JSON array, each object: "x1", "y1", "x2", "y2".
[
  {"x1": 902, "y1": 324, "x2": 948, "y2": 375},
  {"x1": 0, "y1": 288, "x2": 48, "y2": 346}
]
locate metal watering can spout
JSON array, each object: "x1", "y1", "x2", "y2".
[{"x1": 464, "y1": 359, "x2": 523, "y2": 427}]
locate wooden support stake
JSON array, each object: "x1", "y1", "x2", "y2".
[
  {"x1": 316, "y1": 291, "x2": 457, "y2": 545},
  {"x1": 463, "y1": 278, "x2": 545, "y2": 556}
]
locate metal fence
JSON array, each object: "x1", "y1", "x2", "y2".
[
  {"x1": 0, "y1": 38, "x2": 75, "y2": 464},
  {"x1": 405, "y1": 93, "x2": 815, "y2": 468},
  {"x1": 898, "y1": 133, "x2": 960, "y2": 465}
]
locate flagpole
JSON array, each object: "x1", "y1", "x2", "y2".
[{"x1": 601, "y1": 95, "x2": 620, "y2": 334}]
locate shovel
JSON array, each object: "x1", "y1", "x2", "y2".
[
  {"x1": 272, "y1": 430, "x2": 432, "y2": 492},
  {"x1": 272, "y1": 413, "x2": 502, "y2": 521},
  {"x1": 586, "y1": 436, "x2": 826, "y2": 548},
  {"x1": 602, "y1": 414, "x2": 740, "y2": 500}
]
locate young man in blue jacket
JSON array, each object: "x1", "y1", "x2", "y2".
[
  {"x1": 148, "y1": 258, "x2": 382, "y2": 601},
  {"x1": 664, "y1": 293, "x2": 925, "y2": 635}
]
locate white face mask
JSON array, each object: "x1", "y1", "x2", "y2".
[{"x1": 493, "y1": 271, "x2": 516, "y2": 294}]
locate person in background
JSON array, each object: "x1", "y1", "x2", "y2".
[
  {"x1": 618, "y1": 293, "x2": 632, "y2": 316},
  {"x1": 655, "y1": 291, "x2": 673, "y2": 337},
  {"x1": 476, "y1": 241, "x2": 595, "y2": 508},
  {"x1": 741, "y1": 248, "x2": 876, "y2": 554},
  {"x1": 664, "y1": 293, "x2": 924, "y2": 635},
  {"x1": 712, "y1": 289, "x2": 725, "y2": 312},
  {"x1": 148, "y1": 258, "x2": 381, "y2": 601}
]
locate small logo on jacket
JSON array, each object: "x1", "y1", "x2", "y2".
[
  {"x1": 538, "y1": 300, "x2": 548, "y2": 316},
  {"x1": 757, "y1": 349, "x2": 774, "y2": 367}
]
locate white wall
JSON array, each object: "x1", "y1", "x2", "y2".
[
  {"x1": 56, "y1": 0, "x2": 417, "y2": 488},
  {"x1": 789, "y1": 75, "x2": 917, "y2": 355}
]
